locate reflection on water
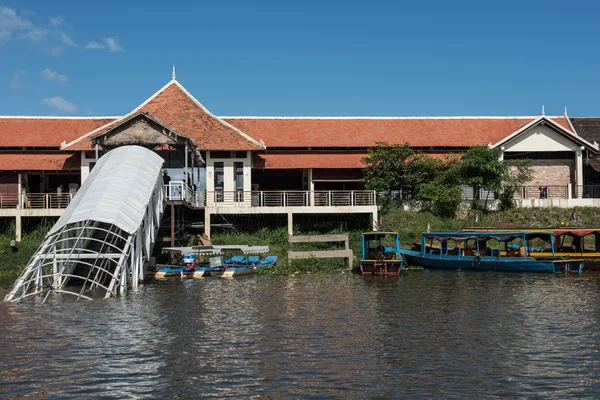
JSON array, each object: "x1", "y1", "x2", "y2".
[{"x1": 1, "y1": 271, "x2": 600, "y2": 398}]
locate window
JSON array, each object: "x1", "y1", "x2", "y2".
[
  {"x1": 234, "y1": 162, "x2": 244, "y2": 202},
  {"x1": 214, "y1": 162, "x2": 224, "y2": 202}
]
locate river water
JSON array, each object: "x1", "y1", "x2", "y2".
[{"x1": 1, "y1": 270, "x2": 600, "y2": 398}]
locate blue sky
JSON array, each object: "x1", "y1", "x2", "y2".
[{"x1": 1, "y1": 0, "x2": 599, "y2": 117}]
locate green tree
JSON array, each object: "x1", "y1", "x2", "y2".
[
  {"x1": 498, "y1": 159, "x2": 533, "y2": 210},
  {"x1": 460, "y1": 146, "x2": 532, "y2": 210},
  {"x1": 361, "y1": 142, "x2": 415, "y2": 211},
  {"x1": 415, "y1": 156, "x2": 463, "y2": 217}
]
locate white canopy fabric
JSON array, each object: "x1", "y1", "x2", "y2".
[{"x1": 50, "y1": 146, "x2": 164, "y2": 235}]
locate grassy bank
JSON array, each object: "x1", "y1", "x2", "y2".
[
  {"x1": 2, "y1": 207, "x2": 599, "y2": 278},
  {"x1": 0, "y1": 219, "x2": 54, "y2": 278}
]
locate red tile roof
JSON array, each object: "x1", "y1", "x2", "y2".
[
  {"x1": 0, "y1": 153, "x2": 80, "y2": 171},
  {"x1": 255, "y1": 152, "x2": 456, "y2": 169},
  {"x1": 226, "y1": 117, "x2": 574, "y2": 148},
  {"x1": 0, "y1": 118, "x2": 116, "y2": 148},
  {"x1": 67, "y1": 81, "x2": 265, "y2": 151}
]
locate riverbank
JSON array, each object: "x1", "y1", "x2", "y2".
[{"x1": 2, "y1": 207, "x2": 600, "y2": 278}]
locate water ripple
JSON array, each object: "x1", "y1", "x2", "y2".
[{"x1": 1, "y1": 271, "x2": 600, "y2": 398}]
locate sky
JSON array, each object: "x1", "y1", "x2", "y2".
[{"x1": 1, "y1": 0, "x2": 600, "y2": 117}]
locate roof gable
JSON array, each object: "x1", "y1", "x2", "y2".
[
  {"x1": 64, "y1": 80, "x2": 265, "y2": 151},
  {"x1": 492, "y1": 116, "x2": 599, "y2": 153}
]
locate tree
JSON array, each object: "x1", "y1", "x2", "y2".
[
  {"x1": 460, "y1": 146, "x2": 532, "y2": 210},
  {"x1": 415, "y1": 156, "x2": 463, "y2": 217},
  {"x1": 361, "y1": 142, "x2": 415, "y2": 211},
  {"x1": 498, "y1": 159, "x2": 533, "y2": 210}
]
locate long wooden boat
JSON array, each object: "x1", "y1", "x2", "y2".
[
  {"x1": 155, "y1": 245, "x2": 276, "y2": 279},
  {"x1": 462, "y1": 226, "x2": 600, "y2": 270},
  {"x1": 360, "y1": 231, "x2": 403, "y2": 276},
  {"x1": 401, "y1": 231, "x2": 583, "y2": 273}
]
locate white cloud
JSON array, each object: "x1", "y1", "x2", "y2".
[
  {"x1": 58, "y1": 31, "x2": 74, "y2": 47},
  {"x1": 50, "y1": 16, "x2": 63, "y2": 27},
  {"x1": 84, "y1": 41, "x2": 103, "y2": 50},
  {"x1": 104, "y1": 37, "x2": 122, "y2": 52},
  {"x1": 41, "y1": 68, "x2": 67, "y2": 84},
  {"x1": 42, "y1": 96, "x2": 77, "y2": 113},
  {"x1": 43, "y1": 46, "x2": 64, "y2": 56},
  {"x1": 85, "y1": 37, "x2": 123, "y2": 52},
  {"x1": 0, "y1": 6, "x2": 33, "y2": 44},
  {"x1": 0, "y1": 7, "x2": 74, "y2": 52},
  {"x1": 9, "y1": 70, "x2": 27, "y2": 89}
]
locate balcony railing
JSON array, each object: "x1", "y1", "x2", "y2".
[
  {"x1": 0, "y1": 192, "x2": 74, "y2": 209},
  {"x1": 164, "y1": 188, "x2": 377, "y2": 208},
  {"x1": 396, "y1": 185, "x2": 600, "y2": 201}
]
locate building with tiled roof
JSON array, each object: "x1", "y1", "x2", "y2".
[{"x1": 2, "y1": 75, "x2": 600, "y2": 239}]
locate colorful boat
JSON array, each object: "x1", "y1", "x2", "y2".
[
  {"x1": 462, "y1": 226, "x2": 600, "y2": 270},
  {"x1": 400, "y1": 231, "x2": 583, "y2": 273},
  {"x1": 360, "y1": 231, "x2": 403, "y2": 276},
  {"x1": 220, "y1": 253, "x2": 279, "y2": 278},
  {"x1": 155, "y1": 245, "x2": 277, "y2": 279}
]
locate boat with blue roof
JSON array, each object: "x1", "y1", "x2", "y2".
[
  {"x1": 155, "y1": 245, "x2": 278, "y2": 279},
  {"x1": 360, "y1": 231, "x2": 403, "y2": 276},
  {"x1": 400, "y1": 231, "x2": 583, "y2": 273}
]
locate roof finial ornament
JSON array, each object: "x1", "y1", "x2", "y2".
[
  {"x1": 172, "y1": 65, "x2": 176, "y2": 80},
  {"x1": 542, "y1": 104, "x2": 545, "y2": 116},
  {"x1": 564, "y1": 106, "x2": 568, "y2": 116}
]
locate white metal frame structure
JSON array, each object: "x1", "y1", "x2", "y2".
[{"x1": 5, "y1": 146, "x2": 165, "y2": 302}]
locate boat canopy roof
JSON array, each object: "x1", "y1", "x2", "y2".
[
  {"x1": 423, "y1": 231, "x2": 551, "y2": 242},
  {"x1": 463, "y1": 226, "x2": 600, "y2": 237},
  {"x1": 552, "y1": 229, "x2": 600, "y2": 237},
  {"x1": 161, "y1": 245, "x2": 270, "y2": 255},
  {"x1": 362, "y1": 231, "x2": 399, "y2": 237}
]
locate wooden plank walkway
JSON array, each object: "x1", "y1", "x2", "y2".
[{"x1": 287, "y1": 234, "x2": 353, "y2": 269}]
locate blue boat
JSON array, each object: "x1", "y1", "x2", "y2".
[
  {"x1": 360, "y1": 231, "x2": 404, "y2": 276},
  {"x1": 400, "y1": 231, "x2": 583, "y2": 273},
  {"x1": 155, "y1": 245, "x2": 277, "y2": 278}
]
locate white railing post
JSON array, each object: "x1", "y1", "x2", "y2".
[{"x1": 328, "y1": 191, "x2": 332, "y2": 206}]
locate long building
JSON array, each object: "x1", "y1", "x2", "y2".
[{"x1": 2, "y1": 74, "x2": 600, "y2": 240}]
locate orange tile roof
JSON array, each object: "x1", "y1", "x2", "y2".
[
  {"x1": 226, "y1": 117, "x2": 574, "y2": 148},
  {"x1": 255, "y1": 152, "x2": 458, "y2": 169},
  {"x1": 0, "y1": 118, "x2": 116, "y2": 148},
  {"x1": 0, "y1": 153, "x2": 80, "y2": 171},
  {"x1": 67, "y1": 81, "x2": 265, "y2": 151}
]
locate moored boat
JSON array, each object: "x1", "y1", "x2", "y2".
[
  {"x1": 155, "y1": 245, "x2": 277, "y2": 279},
  {"x1": 463, "y1": 226, "x2": 600, "y2": 270},
  {"x1": 401, "y1": 231, "x2": 583, "y2": 273},
  {"x1": 220, "y1": 254, "x2": 279, "y2": 278},
  {"x1": 360, "y1": 231, "x2": 403, "y2": 276}
]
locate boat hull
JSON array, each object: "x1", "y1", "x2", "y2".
[
  {"x1": 401, "y1": 250, "x2": 555, "y2": 273},
  {"x1": 360, "y1": 260, "x2": 402, "y2": 276},
  {"x1": 221, "y1": 257, "x2": 278, "y2": 278}
]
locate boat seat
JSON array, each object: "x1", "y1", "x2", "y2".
[{"x1": 229, "y1": 255, "x2": 245, "y2": 263}]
